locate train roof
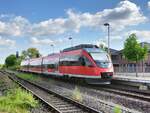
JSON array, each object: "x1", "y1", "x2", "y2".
[
  {"x1": 47, "y1": 53, "x2": 59, "y2": 56},
  {"x1": 62, "y1": 44, "x2": 99, "y2": 52}
]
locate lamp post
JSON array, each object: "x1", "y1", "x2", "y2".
[
  {"x1": 104, "y1": 23, "x2": 110, "y2": 54},
  {"x1": 68, "y1": 37, "x2": 73, "y2": 47},
  {"x1": 16, "y1": 51, "x2": 19, "y2": 58},
  {"x1": 51, "y1": 44, "x2": 54, "y2": 54}
]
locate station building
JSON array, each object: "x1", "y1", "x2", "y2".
[{"x1": 110, "y1": 42, "x2": 150, "y2": 73}]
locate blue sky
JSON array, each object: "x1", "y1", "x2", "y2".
[{"x1": 0, "y1": 0, "x2": 150, "y2": 64}]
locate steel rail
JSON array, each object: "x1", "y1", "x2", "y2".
[{"x1": 95, "y1": 86, "x2": 150, "y2": 102}]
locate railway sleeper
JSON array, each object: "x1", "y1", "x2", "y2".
[
  {"x1": 55, "y1": 104, "x2": 73, "y2": 108},
  {"x1": 53, "y1": 102, "x2": 69, "y2": 105},
  {"x1": 62, "y1": 109, "x2": 83, "y2": 113},
  {"x1": 58, "y1": 106, "x2": 78, "y2": 110}
]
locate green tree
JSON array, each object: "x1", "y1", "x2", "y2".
[
  {"x1": 21, "y1": 48, "x2": 41, "y2": 59},
  {"x1": 0, "y1": 64, "x2": 3, "y2": 69},
  {"x1": 21, "y1": 50, "x2": 28, "y2": 59},
  {"x1": 123, "y1": 33, "x2": 148, "y2": 76},
  {"x1": 5, "y1": 54, "x2": 17, "y2": 68},
  {"x1": 98, "y1": 42, "x2": 107, "y2": 51}
]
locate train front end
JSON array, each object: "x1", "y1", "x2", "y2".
[{"x1": 84, "y1": 47, "x2": 113, "y2": 84}]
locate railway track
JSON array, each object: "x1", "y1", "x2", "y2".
[
  {"x1": 92, "y1": 84, "x2": 150, "y2": 102},
  {"x1": 95, "y1": 86, "x2": 150, "y2": 102},
  {"x1": 1, "y1": 70, "x2": 142, "y2": 113},
  {"x1": 1, "y1": 70, "x2": 101, "y2": 113}
]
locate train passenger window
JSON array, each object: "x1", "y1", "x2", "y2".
[
  {"x1": 47, "y1": 64, "x2": 55, "y2": 69},
  {"x1": 59, "y1": 55, "x2": 81, "y2": 66}
]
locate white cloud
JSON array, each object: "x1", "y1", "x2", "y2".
[
  {"x1": 148, "y1": 1, "x2": 150, "y2": 9},
  {"x1": 30, "y1": 18, "x2": 67, "y2": 36},
  {"x1": 0, "y1": 36, "x2": 16, "y2": 46},
  {"x1": 96, "y1": 30, "x2": 150, "y2": 50},
  {"x1": 107, "y1": 30, "x2": 150, "y2": 42},
  {"x1": 108, "y1": 30, "x2": 150, "y2": 48},
  {"x1": 29, "y1": 0, "x2": 147, "y2": 36},
  {"x1": 127, "y1": 30, "x2": 150, "y2": 41},
  {"x1": 31, "y1": 37, "x2": 54, "y2": 45},
  {"x1": 67, "y1": 0, "x2": 147, "y2": 31},
  {"x1": 0, "y1": 16, "x2": 30, "y2": 37},
  {"x1": 0, "y1": 0, "x2": 147, "y2": 38},
  {"x1": 96, "y1": 40, "x2": 107, "y2": 47},
  {"x1": 30, "y1": 37, "x2": 65, "y2": 46}
]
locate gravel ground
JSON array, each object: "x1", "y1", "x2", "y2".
[
  {"x1": 30, "y1": 103, "x2": 52, "y2": 113},
  {"x1": 30, "y1": 76, "x2": 150, "y2": 113},
  {"x1": 0, "y1": 72, "x2": 51, "y2": 113},
  {"x1": 0, "y1": 72, "x2": 14, "y2": 94}
]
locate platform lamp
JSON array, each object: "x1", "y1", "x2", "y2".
[
  {"x1": 51, "y1": 44, "x2": 54, "y2": 54},
  {"x1": 104, "y1": 23, "x2": 110, "y2": 54},
  {"x1": 68, "y1": 37, "x2": 73, "y2": 47},
  {"x1": 16, "y1": 51, "x2": 19, "y2": 58}
]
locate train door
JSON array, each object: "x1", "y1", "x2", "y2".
[{"x1": 77, "y1": 56, "x2": 95, "y2": 76}]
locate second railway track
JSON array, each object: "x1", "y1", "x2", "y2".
[{"x1": 95, "y1": 86, "x2": 150, "y2": 102}]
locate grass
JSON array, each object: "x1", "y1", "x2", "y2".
[
  {"x1": 113, "y1": 105, "x2": 122, "y2": 113},
  {"x1": 139, "y1": 84, "x2": 148, "y2": 90},
  {"x1": 0, "y1": 80, "x2": 4, "y2": 86},
  {"x1": 0, "y1": 87, "x2": 38, "y2": 113},
  {"x1": 16, "y1": 73, "x2": 39, "y2": 81},
  {"x1": 72, "y1": 86, "x2": 82, "y2": 102}
]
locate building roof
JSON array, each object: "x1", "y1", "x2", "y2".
[
  {"x1": 140, "y1": 42, "x2": 150, "y2": 49},
  {"x1": 110, "y1": 42, "x2": 150, "y2": 55},
  {"x1": 62, "y1": 44, "x2": 98, "y2": 52},
  {"x1": 110, "y1": 48, "x2": 119, "y2": 55}
]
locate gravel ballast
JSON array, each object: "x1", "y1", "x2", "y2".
[{"x1": 19, "y1": 74, "x2": 150, "y2": 113}]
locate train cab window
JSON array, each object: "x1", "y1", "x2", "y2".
[
  {"x1": 78, "y1": 57, "x2": 85, "y2": 66},
  {"x1": 83, "y1": 56, "x2": 93, "y2": 67},
  {"x1": 79, "y1": 56, "x2": 93, "y2": 67}
]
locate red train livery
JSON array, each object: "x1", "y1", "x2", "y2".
[{"x1": 20, "y1": 44, "x2": 114, "y2": 84}]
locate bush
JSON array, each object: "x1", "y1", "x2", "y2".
[
  {"x1": 0, "y1": 87, "x2": 38, "y2": 113},
  {"x1": 72, "y1": 86, "x2": 82, "y2": 102},
  {"x1": 16, "y1": 73, "x2": 39, "y2": 81},
  {"x1": 113, "y1": 105, "x2": 122, "y2": 113}
]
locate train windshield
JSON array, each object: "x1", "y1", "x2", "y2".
[
  {"x1": 90, "y1": 52, "x2": 110, "y2": 62},
  {"x1": 90, "y1": 52, "x2": 112, "y2": 68}
]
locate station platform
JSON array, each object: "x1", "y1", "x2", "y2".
[{"x1": 113, "y1": 73, "x2": 150, "y2": 84}]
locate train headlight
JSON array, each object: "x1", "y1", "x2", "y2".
[{"x1": 108, "y1": 62, "x2": 112, "y2": 68}]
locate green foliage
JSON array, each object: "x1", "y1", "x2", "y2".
[
  {"x1": 21, "y1": 48, "x2": 41, "y2": 59},
  {"x1": 113, "y1": 105, "x2": 122, "y2": 113},
  {"x1": 1, "y1": 64, "x2": 6, "y2": 69},
  {"x1": 0, "y1": 64, "x2": 3, "y2": 69},
  {"x1": 5, "y1": 55, "x2": 17, "y2": 68},
  {"x1": 123, "y1": 33, "x2": 148, "y2": 62},
  {"x1": 0, "y1": 88, "x2": 38, "y2": 113},
  {"x1": 16, "y1": 73, "x2": 39, "y2": 81},
  {"x1": 4, "y1": 47, "x2": 41, "y2": 70},
  {"x1": 98, "y1": 42, "x2": 107, "y2": 52}
]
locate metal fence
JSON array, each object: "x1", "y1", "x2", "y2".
[
  {"x1": 114, "y1": 66, "x2": 150, "y2": 73},
  {"x1": 114, "y1": 66, "x2": 150, "y2": 77}
]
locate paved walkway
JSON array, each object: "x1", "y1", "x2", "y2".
[{"x1": 113, "y1": 73, "x2": 150, "y2": 84}]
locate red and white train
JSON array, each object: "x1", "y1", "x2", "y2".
[{"x1": 20, "y1": 44, "x2": 113, "y2": 84}]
